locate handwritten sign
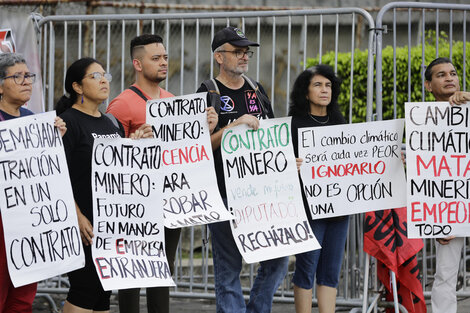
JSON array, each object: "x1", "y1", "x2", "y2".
[
  {"x1": 221, "y1": 117, "x2": 320, "y2": 264},
  {"x1": 146, "y1": 92, "x2": 233, "y2": 228},
  {"x1": 91, "y1": 138, "x2": 174, "y2": 290},
  {"x1": 0, "y1": 112, "x2": 84, "y2": 287},
  {"x1": 298, "y1": 120, "x2": 406, "y2": 219},
  {"x1": 406, "y1": 102, "x2": 470, "y2": 238}
]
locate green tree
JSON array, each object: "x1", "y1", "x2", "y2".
[{"x1": 306, "y1": 32, "x2": 470, "y2": 122}]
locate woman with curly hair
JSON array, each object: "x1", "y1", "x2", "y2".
[{"x1": 289, "y1": 65, "x2": 349, "y2": 313}]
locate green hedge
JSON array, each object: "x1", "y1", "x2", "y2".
[{"x1": 306, "y1": 32, "x2": 470, "y2": 122}]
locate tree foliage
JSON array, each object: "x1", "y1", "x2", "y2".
[{"x1": 306, "y1": 31, "x2": 470, "y2": 122}]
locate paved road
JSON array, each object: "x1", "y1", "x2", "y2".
[
  {"x1": 33, "y1": 293, "x2": 470, "y2": 312},
  {"x1": 161, "y1": 297, "x2": 470, "y2": 313}
]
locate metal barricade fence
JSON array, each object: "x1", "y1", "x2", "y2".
[
  {"x1": 375, "y1": 2, "x2": 469, "y2": 121},
  {"x1": 31, "y1": 7, "x2": 375, "y2": 309},
  {"x1": 33, "y1": 9, "x2": 375, "y2": 121},
  {"x1": 375, "y1": 0, "x2": 470, "y2": 301}
]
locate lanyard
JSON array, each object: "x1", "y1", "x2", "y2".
[{"x1": 0, "y1": 110, "x2": 5, "y2": 122}]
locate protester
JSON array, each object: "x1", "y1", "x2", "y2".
[
  {"x1": 197, "y1": 26, "x2": 288, "y2": 313},
  {"x1": 55, "y1": 57, "x2": 151, "y2": 313},
  {"x1": 426, "y1": 57, "x2": 470, "y2": 313},
  {"x1": 289, "y1": 65, "x2": 349, "y2": 313},
  {"x1": 0, "y1": 52, "x2": 66, "y2": 313},
  {"x1": 106, "y1": 33, "x2": 217, "y2": 313}
]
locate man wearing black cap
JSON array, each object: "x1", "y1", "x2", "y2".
[{"x1": 197, "y1": 26, "x2": 288, "y2": 313}]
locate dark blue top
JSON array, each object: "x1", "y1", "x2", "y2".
[{"x1": 0, "y1": 107, "x2": 34, "y2": 120}]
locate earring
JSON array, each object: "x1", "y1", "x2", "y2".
[{"x1": 81, "y1": 94, "x2": 84, "y2": 104}]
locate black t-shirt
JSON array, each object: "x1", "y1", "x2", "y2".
[
  {"x1": 197, "y1": 78, "x2": 274, "y2": 198},
  {"x1": 291, "y1": 114, "x2": 339, "y2": 157},
  {"x1": 60, "y1": 108, "x2": 124, "y2": 222}
]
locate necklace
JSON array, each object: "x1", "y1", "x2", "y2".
[{"x1": 309, "y1": 114, "x2": 329, "y2": 125}]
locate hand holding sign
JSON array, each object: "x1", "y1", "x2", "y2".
[
  {"x1": 129, "y1": 123, "x2": 153, "y2": 139},
  {"x1": 206, "y1": 107, "x2": 218, "y2": 133},
  {"x1": 76, "y1": 207, "x2": 94, "y2": 246}
]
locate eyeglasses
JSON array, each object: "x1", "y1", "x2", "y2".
[
  {"x1": 2, "y1": 73, "x2": 36, "y2": 85},
  {"x1": 217, "y1": 50, "x2": 254, "y2": 59},
  {"x1": 84, "y1": 72, "x2": 113, "y2": 82}
]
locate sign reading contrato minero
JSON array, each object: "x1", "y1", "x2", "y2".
[{"x1": 221, "y1": 117, "x2": 320, "y2": 264}]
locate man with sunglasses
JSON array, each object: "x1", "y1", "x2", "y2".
[{"x1": 197, "y1": 26, "x2": 287, "y2": 313}]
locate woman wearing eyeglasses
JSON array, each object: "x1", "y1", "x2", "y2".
[
  {"x1": 55, "y1": 57, "x2": 151, "y2": 313},
  {"x1": 0, "y1": 52, "x2": 66, "y2": 313}
]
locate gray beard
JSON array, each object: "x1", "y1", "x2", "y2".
[{"x1": 231, "y1": 66, "x2": 249, "y2": 76}]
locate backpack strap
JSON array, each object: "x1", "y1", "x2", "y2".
[
  {"x1": 104, "y1": 113, "x2": 120, "y2": 129},
  {"x1": 208, "y1": 78, "x2": 220, "y2": 94},
  {"x1": 202, "y1": 76, "x2": 272, "y2": 118},
  {"x1": 241, "y1": 74, "x2": 272, "y2": 118},
  {"x1": 201, "y1": 79, "x2": 222, "y2": 115},
  {"x1": 129, "y1": 85, "x2": 149, "y2": 102}
]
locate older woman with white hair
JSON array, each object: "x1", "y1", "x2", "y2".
[{"x1": 0, "y1": 52, "x2": 66, "y2": 313}]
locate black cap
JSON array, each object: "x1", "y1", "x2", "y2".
[{"x1": 211, "y1": 26, "x2": 259, "y2": 52}]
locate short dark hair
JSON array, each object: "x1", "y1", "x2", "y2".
[
  {"x1": 288, "y1": 64, "x2": 345, "y2": 123},
  {"x1": 425, "y1": 57, "x2": 454, "y2": 81},
  {"x1": 130, "y1": 34, "x2": 164, "y2": 60}
]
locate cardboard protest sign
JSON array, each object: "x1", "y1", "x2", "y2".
[
  {"x1": 221, "y1": 117, "x2": 320, "y2": 264},
  {"x1": 298, "y1": 119, "x2": 406, "y2": 219},
  {"x1": 146, "y1": 92, "x2": 233, "y2": 228},
  {"x1": 0, "y1": 111, "x2": 84, "y2": 287},
  {"x1": 406, "y1": 102, "x2": 470, "y2": 238},
  {"x1": 92, "y1": 138, "x2": 174, "y2": 290}
]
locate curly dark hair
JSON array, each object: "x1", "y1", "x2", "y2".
[{"x1": 288, "y1": 64, "x2": 345, "y2": 124}]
